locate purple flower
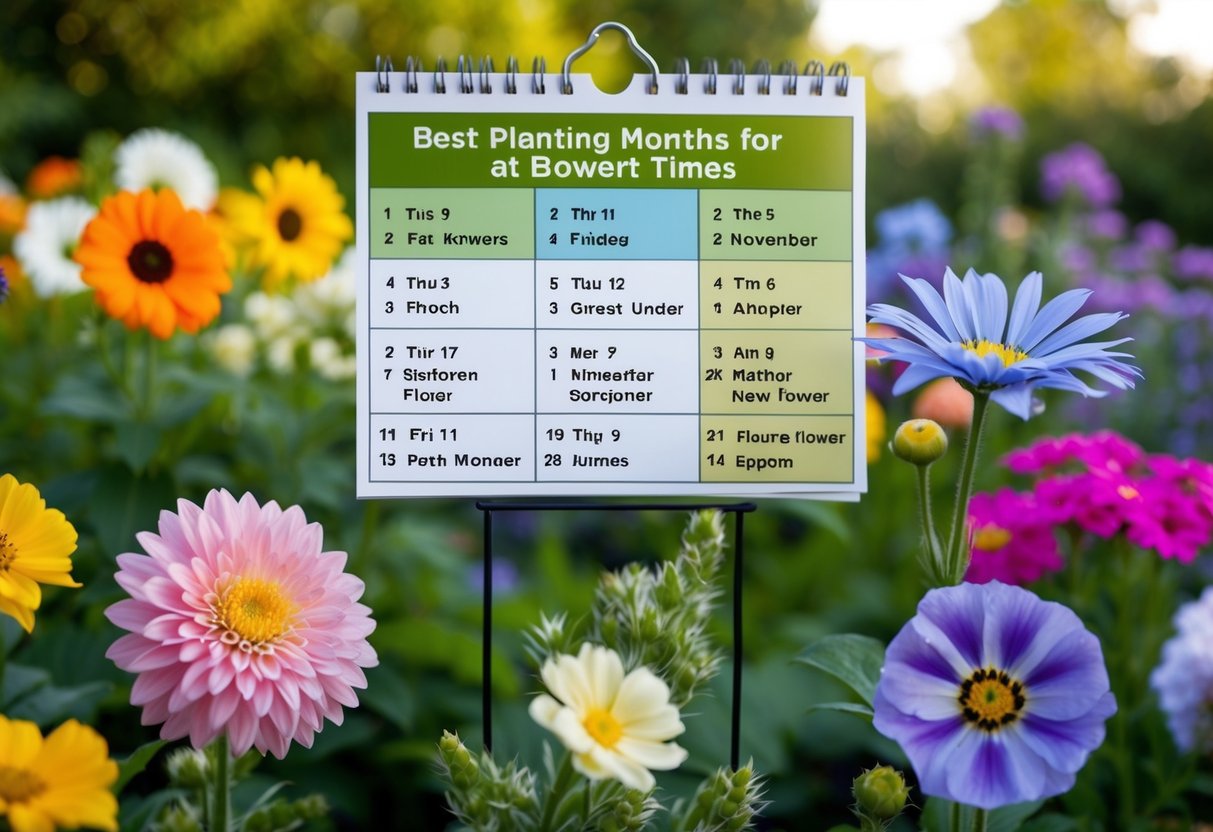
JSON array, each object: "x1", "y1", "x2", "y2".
[
  {"x1": 874, "y1": 582, "x2": 1116, "y2": 809},
  {"x1": 1040, "y1": 143, "x2": 1121, "y2": 208},
  {"x1": 970, "y1": 106, "x2": 1024, "y2": 141},
  {"x1": 1151, "y1": 587, "x2": 1213, "y2": 753},
  {"x1": 1174, "y1": 246, "x2": 1213, "y2": 281},
  {"x1": 875, "y1": 199, "x2": 953, "y2": 253},
  {"x1": 0, "y1": 264, "x2": 8, "y2": 304},
  {"x1": 865, "y1": 268, "x2": 1141, "y2": 419},
  {"x1": 1086, "y1": 210, "x2": 1128, "y2": 241},
  {"x1": 1135, "y1": 220, "x2": 1176, "y2": 252},
  {"x1": 867, "y1": 200, "x2": 954, "y2": 302}
]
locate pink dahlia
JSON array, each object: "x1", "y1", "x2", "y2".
[{"x1": 105, "y1": 490, "x2": 377, "y2": 758}]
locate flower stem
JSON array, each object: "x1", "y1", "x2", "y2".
[
  {"x1": 209, "y1": 733, "x2": 232, "y2": 832},
  {"x1": 943, "y1": 390, "x2": 991, "y2": 585},
  {"x1": 539, "y1": 752, "x2": 575, "y2": 832},
  {"x1": 914, "y1": 462, "x2": 944, "y2": 584},
  {"x1": 140, "y1": 330, "x2": 158, "y2": 420},
  {"x1": 972, "y1": 808, "x2": 988, "y2": 832}
]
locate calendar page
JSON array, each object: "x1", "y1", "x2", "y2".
[{"x1": 355, "y1": 69, "x2": 866, "y2": 499}]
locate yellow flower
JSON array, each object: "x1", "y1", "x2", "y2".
[
  {"x1": 239, "y1": 158, "x2": 352, "y2": 290},
  {"x1": 865, "y1": 391, "x2": 886, "y2": 464},
  {"x1": 0, "y1": 474, "x2": 80, "y2": 632},
  {"x1": 529, "y1": 643, "x2": 687, "y2": 791},
  {"x1": 0, "y1": 716, "x2": 118, "y2": 832}
]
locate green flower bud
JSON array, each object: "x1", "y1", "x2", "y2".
[
  {"x1": 164, "y1": 748, "x2": 210, "y2": 789},
  {"x1": 852, "y1": 765, "x2": 910, "y2": 821},
  {"x1": 438, "y1": 730, "x2": 480, "y2": 790},
  {"x1": 892, "y1": 419, "x2": 949, "y2": 466}
]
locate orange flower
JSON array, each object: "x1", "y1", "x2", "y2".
[
  {"x1": 26, "y1": 157, "x2": 83, "y2": 199},
  {"x1": 911, "y1": 377, "x2": 974, "y2": 429},
  {"x1": 0, "y1": 193, "x2": 27, "y2": 235},
  {"x1": 75, "y1": 189, "x2": 231, "y2": 339}
]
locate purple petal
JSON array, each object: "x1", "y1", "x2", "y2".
[
  {"x1": 901, "y1": 273, "x2": 963, "y2": 342},
  {"x1": 981, "y1": 581, "x2": 1085, "y2": 676},
  {"x1": 1024, "y1": 628, "x2": 1113, "y2": 720},
  {"x1": 916, "y1": 585, "x2": 987, "y2": 669},
  {"x1": 1018, "y1": 691, "x2": 1116, "y2": 773},
  {"x1": 1031, "y1": 312, "x2": 1128, "y2": 357},
  {"x1": 1018, "y1": 288, "x2": 1093, "y2": 351},
  {"x1": 944, "y1": 729, "x2": 1046, "y2": 809},
  {"x1": 873, "y1": 688, "x2": 967, "y2": 795},
  {"x1": 1006, "y1": 272, "x2": 1043, "y2": 346},
  {"x1": 990, "y1": 385, "x2": 1036, "y2": 420}
]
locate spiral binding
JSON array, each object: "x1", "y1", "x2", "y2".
[{"x1": 374, "y1": 21, "x2": 850, "y2": 97}]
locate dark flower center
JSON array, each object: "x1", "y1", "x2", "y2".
[
  {"x1": 127, "y1": 240, "x2": 175, "y2": 284},
  {"x1": 0, "y1": 764, "x2": 45, "y2": 802},
  {"x1": 959, "y1": 667, "x2": 1026, "y2": 732},
  {"x1": 0, "y1": 531, "x2": 15, "y2": 570},
  {"x1": 277, "y1": 208, "x2": 303, "y2": 242}
]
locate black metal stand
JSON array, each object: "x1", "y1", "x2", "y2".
[{"x1": 476, "y1": 500, "x2": 757, "y2": 769}]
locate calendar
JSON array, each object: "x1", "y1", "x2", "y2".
[{"x1": 355, "y1": 55, "x2": 866, "y2": 499}]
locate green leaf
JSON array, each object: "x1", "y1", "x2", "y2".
[
  {"x1": 113, "y1": 422, "x2": 161, "y2": 473},
  {"x1": 805, "y1": 701, "x2": 874, "y2": 720},
  {"x1": 360, "y1": 663, "x2": 417, "y2": 733},
  {"x1": 5, "y1": 680, "x2": 113, "y2": 727},
  {"x1": 41, "y1": 375, "x2": 132, "y2": 423},
  {"x1": 0, "y1": 664, "x2": 50, "y2": 709},
  {"x1": 113, "y1": 740, "x2": 167, "y2": 794},
  {"x1": 779, "y1": 498, "x2": 852, "y2": 543},
  {"x1": 88, "y1": 463, "x2": 175, "y2": 557},
  {"x1": 795, "y1": 633, "x2": 886, "y2": 707}
]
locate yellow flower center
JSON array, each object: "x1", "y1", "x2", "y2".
[
  {"x1": 1117, "y1": 485, "x2": 1140, "y2": 501},
  {"x1": 959, "y1": 667, "x2": 1027, "y2": 732},
  {"x1": 582, "y1": 707, "x2": 623, "y2": 748},
  {"x1": 963, "y1": 339, "x2": 1028, "y2": 367},
  {"x1": 210, "y1": 577, "x2": 295, "y2": 653},
  {"x1": 0, "y1": 531, "x2": 16, "y2": 570},
  {"x1": 0, "y1": 765, "x2": 45, "y2": 803},
  {"x1": 972, "y1": 525, "x2": 1012, "y2": 551}
]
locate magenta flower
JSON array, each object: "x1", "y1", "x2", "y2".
[
  {"x1": 105, "y1": 490, "x2": 378, "y2": 758},
  {"x1": 966, "y1": 489, "x2": 1063, "y2": 585},
  {"x1": 1003, "y1": 432, "x2": 1213, "y2": 562},
  {"x1": 874, "y1": 582, "x2": 1116, "y2": 810}
]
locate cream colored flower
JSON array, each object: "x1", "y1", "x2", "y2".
[{"x1": 528, "y1": 643, "x2": 687, "y2": 791}]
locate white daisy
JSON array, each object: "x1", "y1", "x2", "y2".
[
  {"x1": 309, "y1": 337, "x2": 355, "y2": 381},
  {"x1": 12, "y1": 197, "x2": 96, "y2": 297},
  {"x1": 207, "y1": 324, "x2": 258, "y2": 377},
  {"x1": 529, "y1": 643, "x2": 688, "y2": 791},
  {"x1": 114, "y1": 128, "x2": 218, "y2": 211},
  {"x1": 294, "y1": 247, "x2": 356, "y2": 325}
]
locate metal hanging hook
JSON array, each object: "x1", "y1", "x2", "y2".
[{"x1": 561, "y1": 21, "x2": 659, "y2": 95}]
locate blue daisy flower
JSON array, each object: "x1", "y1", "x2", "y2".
[
  {"x1": 874, "y1": 581, "x2": 1116, "y2": 810},
  {"x1": 865, "y1": 268, "x2": 1141, "y2": 419}
]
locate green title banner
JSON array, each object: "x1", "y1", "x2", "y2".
[{"x1": 369, "y1": 112, "x2": 853, "y2": 190}]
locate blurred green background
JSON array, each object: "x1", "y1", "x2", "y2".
[{"x1": 3, "y1": 1, "x2": 1213, "y2": 829}]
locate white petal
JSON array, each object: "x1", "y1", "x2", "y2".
[
  {"x1": 612, "y1": 667, "x2": 675, "y2": 723},
  {"x1": 616, "y1": 737, "x2": 688, "y2": 771},
  {"x1": 528, "y1": 694, "x2": 562, "y2": 730},
  {"x1": 619, "y1": 704, "x2": 685, "y2": 741}
]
